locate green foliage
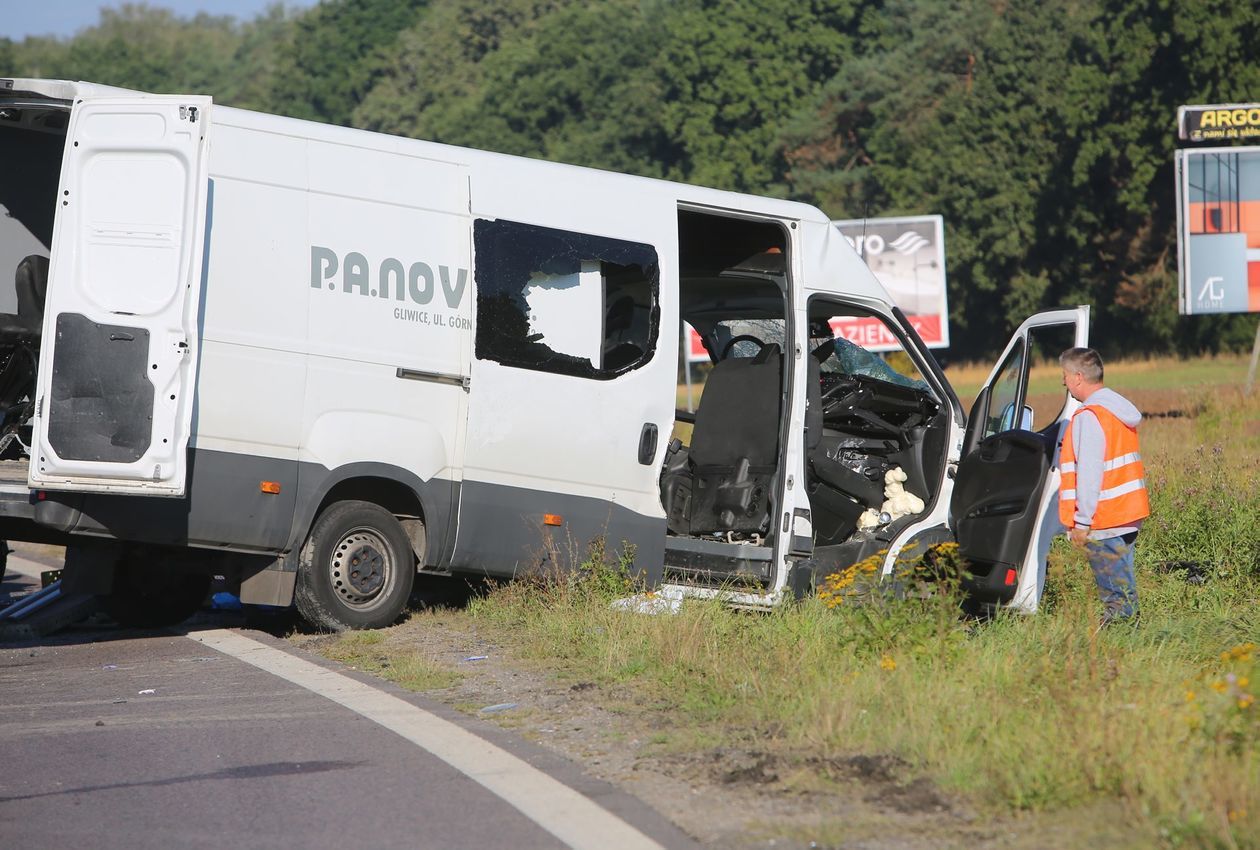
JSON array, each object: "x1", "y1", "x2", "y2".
[
  {"x1": 784, "y1": 0, "x2": 1101, "y2": 349},
  {"x1": 653, "y1": 0, "x2": 860, "y2": 192},
  {"x1": 5, "y1": 0, "x2": 1258, "y2": 359},
  {"x1": 353, "y1": 0, "x2": 566, "y2": 143},
  {"x1": 358, "y1": 0, "x2": 859, "y2": 190},
  {"x1": 4, "y1": 3, "x2": 299, "y2": 111},
  {"x1": 360, "y1": 0, "x2": 672, "y2": 175},
  {"x1": 782, "y1": 0, "x2": 1260, "y2": 359},
  {"x1": 267, "y1": 0, "x2": 427, "y2": 126},
  {"x1": 473, "y1": 536, "x2": 642, "y2": 616},
  {"x1": 1140, "y1": 393, "x2": 1260, "y2": 578}
]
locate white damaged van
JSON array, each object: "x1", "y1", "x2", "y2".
[{"x1": 0, "y1": 78, "x2": 1086, "y2": 629}]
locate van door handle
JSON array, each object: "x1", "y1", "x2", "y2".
[{"x1": 638, "y1": 423, "x2": 658, "y2": 465}]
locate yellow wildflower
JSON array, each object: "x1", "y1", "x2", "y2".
[
  {"x1": 1184, "y1": 690, "x2": 1197, "y2": 702},
  {"x1": 1225, "y1": 643, "x2": 1257, "y2": 662},
  {"x1": 879, "y1": 655, "x2": 897, "y2": 671},
  {"x1": 1239, "y1": 693, "x2": 1255, "y2": 710},
  {"x1": 1211, "y1": 679, "x2": 1229, "y2": 694}
]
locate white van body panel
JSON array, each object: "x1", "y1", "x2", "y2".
[
  {"x1": 199, "y1": 108, "x2": 473, "y2": 479},
  {"x1": 2, "y1": 77, "x2": 1068, "y2": 620}
]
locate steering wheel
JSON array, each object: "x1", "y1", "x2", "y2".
[
  {"x1": 720, "y1": 334, "x2": 766, "y2": 360},
  {"x1": 820, "y1": 374, "x2": 861, "y2": 404},
  {"x1": 820, "y1": 375, "x2": 904, "y2": 440}
]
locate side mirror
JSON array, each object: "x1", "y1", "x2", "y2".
[
  {"x1": 996, "y1": 401, "x2": 1036, "y2": 433},
  {"x1": 1019, "y1": 405, "x2": 1034, "y2": 431}
]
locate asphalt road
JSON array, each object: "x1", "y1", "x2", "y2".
[{"x1": 0, "y1": 555, "x2": 697, "y2": 850}]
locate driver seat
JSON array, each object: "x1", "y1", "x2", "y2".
[{"x1": 673, "y1": 344, "x2": 782, "y2": 535}]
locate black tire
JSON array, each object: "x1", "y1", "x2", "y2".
[
  {"x1": 294, "y1": 500, "x2": 416, "y2": 631},
  {"x1": 103, "y1": 558, "x2": 211, "y2": 629}
]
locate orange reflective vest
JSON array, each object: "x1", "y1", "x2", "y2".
[{"x1": 1058, "y1": 404, "x2": 1150, "y2": 529}]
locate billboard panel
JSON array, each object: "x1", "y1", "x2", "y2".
[
  {"x1": 1176, "y1": 146, "x2": 1260, "y2": 314},
  {"x1": 831, "y1": 215, "x2": 949, "y2": 350},
  {"x1": 1178, "y1": 104, "x2": 1260, "y2": 143},
  {"x1": 683, "y1": 214, "x2": 949, "y2": 361}
]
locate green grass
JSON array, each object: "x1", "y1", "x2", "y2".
[
  {"x1": 464, "y1": 550, "x2": 1258, "y2": 847},
  {"x1": 945, "y1": 353, "x2": 1254, "y2": 405},
  {"x1": 321, "y1": 630, "x2": 463, "y2": 691},
  {"x1": 459, "y1": 370, "x2": 1260, "y2": 849},
  {"x1": 308, "y1": 357, "x2": 1260, "y2": 848}
]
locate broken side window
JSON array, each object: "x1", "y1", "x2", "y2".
[{"x1": 473, "y1": 219, "x2": 659, "y2": 379}]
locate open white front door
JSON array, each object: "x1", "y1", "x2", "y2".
[
  {"x1": 951, "y1": 305, "x2": 1090, "y2": 611},
  {"x1": 30, "y1": 95, "x2": 212, "y2": 496}
]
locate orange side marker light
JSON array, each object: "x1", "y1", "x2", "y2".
[
  {"x1": 260, "y1": 481, "x2": 282, "y2": 495},
  {"x1": 543, "y1": 514, "x2": 563, "y2": 527}
]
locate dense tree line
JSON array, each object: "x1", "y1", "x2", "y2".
[{"x1": 5, "y1": 0, "x2": 1258, "y2": 359}]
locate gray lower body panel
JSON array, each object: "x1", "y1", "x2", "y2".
[
  {"x1": 21, "y1": 450, "x2": 663, "y2": 588},
  {"x1": 451, "y1": 479, "x2": 666, "y2": 587},
  {"x1": 34, "y1": 449, "x2": 301, "y2": 552},
  {"x1": 29, "y1": 450, "x2": 459, "y2": 562}
]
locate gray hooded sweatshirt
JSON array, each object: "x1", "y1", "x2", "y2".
[{"x1": 1067, "y1": 387, "x2": 1144, "y2": 539}]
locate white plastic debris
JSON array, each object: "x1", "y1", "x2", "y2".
[
  {"x1": 610, "y1": 586, "x2": 684, "y2": 615},
  {"x1": 137, "y1": 689, "x2": 156, "y2": 695},
  {"x1": 480, "y1": 702, "x2": 518, "y2": 714}
]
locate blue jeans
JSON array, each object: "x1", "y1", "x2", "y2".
[{"x1": 1086, "y1": 534, "x2": 1139, "y2": 621}]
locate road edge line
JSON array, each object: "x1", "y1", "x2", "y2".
[{"x1": 194, "y1": 628, "x2": 667, "y2": 850}]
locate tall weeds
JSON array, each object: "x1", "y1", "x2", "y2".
[{"x1": 463, "y1": 380, "x2": 1260, "y2": 848}]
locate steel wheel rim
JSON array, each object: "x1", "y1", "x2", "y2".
[{"x1": 329, "y1": 527, "x2": 395, "y2": 611}]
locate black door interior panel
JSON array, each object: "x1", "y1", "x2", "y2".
[{"x1": 950, "y1": 429, "x2": 1054, "y2": 595}]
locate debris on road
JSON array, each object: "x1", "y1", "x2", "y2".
[{"x1": 480, "y1": 702, "x2": 518, "y2": 714}]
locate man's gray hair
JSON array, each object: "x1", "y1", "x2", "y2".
[{"x1": 1060, "y1": 347, "x2": 1104, "y2": 382}]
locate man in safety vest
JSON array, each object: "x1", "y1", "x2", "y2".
[{"x1": 1058, "y1": 347, "x2": 1150, "y2": 625}]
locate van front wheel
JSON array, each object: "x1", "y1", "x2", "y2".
[{"x1": 294, "y1": 501, "x2": 416, "y2": 631}]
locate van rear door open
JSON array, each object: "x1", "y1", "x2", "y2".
[{"x1": 30, "y1": 95, "x2": 212, "y2": 496}]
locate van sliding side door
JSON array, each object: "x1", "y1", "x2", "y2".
[{"x1": 30, "y1": 95, "x2": 213, "y2": 496}]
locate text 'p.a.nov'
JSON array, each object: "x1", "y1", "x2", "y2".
[{"x1": 310, "y1": 246, "x2": 469, "y2": 309}]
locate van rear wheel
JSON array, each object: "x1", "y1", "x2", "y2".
[{"x1": 294, "y1": 500, "x2": 416, "y2": 631}]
